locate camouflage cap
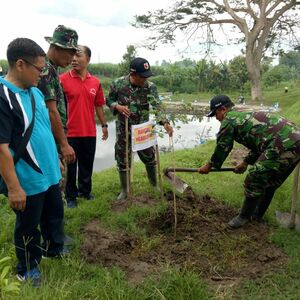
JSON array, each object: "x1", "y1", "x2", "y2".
[{"x1": 45, "y1": 25, "x2": 79, "y2": 50}]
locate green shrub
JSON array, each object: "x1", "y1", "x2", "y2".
[{"x1": 0, "y1": 256, "x2": 20, "y2": 299}]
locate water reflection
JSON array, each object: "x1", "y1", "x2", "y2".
[{"x1": 94, "y1": 116, "x2": 220, "y2": 172}]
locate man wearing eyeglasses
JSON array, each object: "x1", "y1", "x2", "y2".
[{"x1": 0, "y1": 38, "x2": 63, "y2": 286}]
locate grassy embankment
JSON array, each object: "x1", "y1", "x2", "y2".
[{"x1": 1, "y1": 82, "x2": 300, "y2": 299}]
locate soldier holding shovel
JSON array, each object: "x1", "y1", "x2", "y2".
[
  {"x1": 106, "y1": 57, "x2": 173, "y2": 200},
  {"x1": 199, "y1": 95, "x2": 300, "y2": 229}
]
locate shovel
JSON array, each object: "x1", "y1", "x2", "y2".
[
  {"x1": 163, "y1": 167, "x2": 235, "y2": 193},
  {"x1": 276, "y1": 163, "x2": 300, "y2": 230}
]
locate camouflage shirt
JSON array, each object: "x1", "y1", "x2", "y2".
[
  {"x1": 38, "y1": 57, "x2": 67, "y2": 129},
  {"x1": 210, "y1": 111, "x2": 300, "y2": 169},
  {"x1": 106, "y1": 75, "x2": 166, "y2": 125}
]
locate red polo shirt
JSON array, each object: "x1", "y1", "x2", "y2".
[{"x1": 60, "y1": 70, "x2": 105, "y2": 137}]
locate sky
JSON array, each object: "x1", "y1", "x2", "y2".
[{"x1": 0, "y1": 0, "x2": 243, "y2": 65}]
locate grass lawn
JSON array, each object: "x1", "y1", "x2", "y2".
[{"x1": 1, "y1": 83, "x2": 300, "y2": 299}]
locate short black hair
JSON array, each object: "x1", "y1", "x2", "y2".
[
  {"x1": 79, "y1": 45, "x2": 91, "y2": 59},
  {"x1": 7, "y1": 38, "x2": 46, "y2": 67}
]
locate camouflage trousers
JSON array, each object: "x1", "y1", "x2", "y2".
[
  {"x1": 115, "y1": 121, "x2": 156, "y2": 171},
  {"x1": 244, "y1": 147, "x2": 300, "y2": 199}
]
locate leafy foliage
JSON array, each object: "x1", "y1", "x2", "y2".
[
  {"x1": 0, "y1": 256, "x2": 20, "y2": 299},
  {"x1": 117, "y1": 45, "x2": 137, "y2": 77},
  {"x1": 263, "y1": 64, "x2": 298, "y2": 86},
  {"x1": 279, "y1": 50, "x2": 300, "y2": 73},
  {"x1": 133, "y1": 0, "x2": 300, "y2": 101},
  {"x1": 0, "y1": 60, "x2": 8, "y2": 75}
]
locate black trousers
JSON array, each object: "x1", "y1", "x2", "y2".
[
  {"x1": 14, "y1": 184, "x2": 64, "y2": 275},
  {"x1": 66, "y1": 137, "x2": 96, "y2": 200}
]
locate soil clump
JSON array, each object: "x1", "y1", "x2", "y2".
[{"x1": 81, "y1": 190, "x2": 287, "y2": 285}]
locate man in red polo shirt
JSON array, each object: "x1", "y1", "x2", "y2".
[{"x1": 60, "y1": 45, "x2": 108, "y2": 208}]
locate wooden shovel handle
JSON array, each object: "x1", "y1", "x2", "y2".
[{"x1": 164, "y1": 167, "x2": 235, "y2": 173}]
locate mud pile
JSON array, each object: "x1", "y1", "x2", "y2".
[{"x1": 81, "y1": 190, "x2": 286, "y2": 284}]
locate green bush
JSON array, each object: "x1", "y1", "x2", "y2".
[
  {"x1": 0, "y1": 256, "x2": 20, "y2": 299},
  {"x1": 263, "y1": 65, "x2": 297, "y2": 87}
]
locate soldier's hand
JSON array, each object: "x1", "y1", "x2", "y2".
[
  {"x1": 116, "y1": 104, "x2": 131, "y2": 118},
  {"x1": 102, "y1": 127, "x2": 108, "y2": 140},
  {"x1": 8, "y1": 185, "x2": 26, "y2": 211},
  {"x1": 61, "y1": 143, "x2": 76, "y2": 164},
  {"x1": 198, "y1": 163, "x2": 212, "y2": 174},
  {"x1": 234, "y1": 161, "x2": 248, "y2": 174},
  {"x1": 164, "y1": 123, "x2": 173, "y2": 137}
]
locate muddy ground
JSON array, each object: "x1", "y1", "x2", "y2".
[
  {"x1": 228, "y1": 146, "x2": 249, "y2": 166},
  {"x1": 81, "y1": 190, "x2": 287, "y2": 289}
]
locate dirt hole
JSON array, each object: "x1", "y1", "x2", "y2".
[{"x1": 81, "y1": 189, "x2": 287, "y2": 285}]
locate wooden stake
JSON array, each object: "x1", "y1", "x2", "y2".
[
  {"x1": 289, "y1": 163, "x2": 300, "y2": 229},
  {"x1": 130, "y1": 151, "x2": 134, "y2": 183},
  {"x1": 155, "y1": 144, "x2": 163, "y2": 199},
  {"x1": 169, "y1": 136, "x2": 177, "y2": 237},
  {"x1": 125, "y1": 117, "x2": 130, "y2": 200}
]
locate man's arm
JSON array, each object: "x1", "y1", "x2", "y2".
[
  {"x1": 0, "y1": 144, "x2": 26, "y2": 211},
  {"x1": 38, "y1": 64, "x2": 75, "y2": 164},
  {"x1": 106, "y1": 81, "x2": 119, "y2": 113},
  {"x1": 106, "y1": 80, "x2": 131, "y2": 118},
  {"x1": 95, "y1": 106, "x2": 108, "y2": 140},
  {"x1": 209, "y1": 123, "x2": 235, "y2": 169},
  {"x1": 199, "y1": 122, "x2": 235, "y2": 174},
  {"x1": 149, "y1": 83, "x2": 173, "y2": 137},
  {"x1": 243, "y1": 151, "x2": 260, "y2": 165},
  {"x1": 46, "y1": 100, "x2": 75, "y2": 164}
]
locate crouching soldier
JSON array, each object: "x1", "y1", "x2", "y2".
[{"x1": 199, "y1": 95, "x2": 300, "y2": 228}]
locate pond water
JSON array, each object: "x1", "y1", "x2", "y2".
[{"x1": 93, "y1": 116, "x2": 220, "y2": 172}]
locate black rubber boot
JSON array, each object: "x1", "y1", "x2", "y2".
[
  {"x1": 252, "y1": 188, "x2": 275, "y2": 222},
  {"x1": 228, "y1": 197, "x2": 258, "y2": 229},
  {"x1": 146, "y1": 165, "x2": 157, "y2": 186},
  {"x1": 146, "y1": 165, "x2": 161, "y2": 192},
  {"x1": 117, "y1": 171, "x2": 128, "y2": 200}
]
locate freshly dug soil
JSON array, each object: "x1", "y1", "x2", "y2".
[
  {"x1": 81, "y1": 190, "x2": 287, "y2": 285},
  {"x1": 228, "y1": 146, "x2": 249, "y2": 166}
]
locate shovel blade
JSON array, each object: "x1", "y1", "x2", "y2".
[
  {"x1": 275, "y1": 211, "x2": 300, "y2": 230},
  {"x1": 163, "y1": 171, "x2": 190, "y2": 193}
]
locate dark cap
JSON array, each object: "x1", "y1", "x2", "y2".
[
  {"x1": 45, "y1": 25, "x2": 79, "y2": 51},
  {"x1": 130, "y1": 57, "x2": 153, "y2": 78},
  {"x1": 207, "y1": 95, "x2": 234, "y2": 117}
]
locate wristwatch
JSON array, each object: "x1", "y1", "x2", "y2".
[{"x1": 102, "y1": 124, "x2": 108, "y2": 128}]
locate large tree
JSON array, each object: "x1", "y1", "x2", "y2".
[{"x1": 134, "y1": 0, "x2": 300, "y2": 101}]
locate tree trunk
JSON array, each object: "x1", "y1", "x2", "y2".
[
  {"x1": 250, "y1": 72, "x2": 262, "y2": 103},
  {"x1": 245, "y1": 49, "x2": 263, "y2": 103}
]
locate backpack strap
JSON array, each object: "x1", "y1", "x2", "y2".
[
  {"x1": 0, "y1": 84, "x2": 36, "y2": 164},
  {"x1": 13, "y1": 89, "x2": 36, "y2": 164}
]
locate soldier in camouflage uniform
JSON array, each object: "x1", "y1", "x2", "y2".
[
  {"x1": 107, "y1": 57, "x2": 173, "y2": 200},
  {"x1": 199, "y1": 95, "x2": 300, "y2": 228},
  {"x1": 37, "y1": 25, "x2": 79, "y2": 252},
  {"x1": 38, "y1": 25, "x2": 79, "y2": 165}
]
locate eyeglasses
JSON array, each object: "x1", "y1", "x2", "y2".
[{"x1": 21, "y1": 58, "x2": 47, "y2": 74}]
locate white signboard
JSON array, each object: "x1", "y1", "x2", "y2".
[{"x1": 131, "y1": 121, "x2": 157, "y2": 152}]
